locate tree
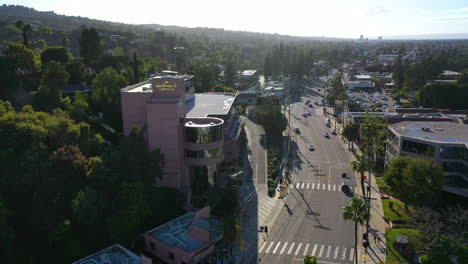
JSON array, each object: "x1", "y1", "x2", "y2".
[
  {"x1": 304, "y1": 255, "x2": 318, "y2": 264},
  {"x1": 342, "y1": 197, "x2": 370, "y2": 264},
  {"x1": 3, "y1": 40, "x2": 40, "y2": 72},
  {"x1": 458, "y1": 70, "x2": 468, "y2": 85},
  {"x1": 66, "y1": 58, "x2": 89, "y2": 84},
  {"x1": 342, "y1": 123, "x2": 360, "y2": 150},
  {"x1": 0, "y1": 56, "x2": 20, "y2": 100},
  {"x1": 254, "y1": 99, "x2": 287, "y2": 145},
  {"x1": 40, "y1": 46, "x2": 70, "y2": 66},
  {"x1": 15, "y1": 20, "x2": 34, "y2": 47},
  {"x1": 383, "y1": 156, "x2": 445, "y2": 207},
  {"x1": 0, "y1": 198, "x2": 14, "y2": 256},
  {"x1": 34, "y1": 61, "x2": 70, "y2": 111},
  {"x1": 390, "y1": 86, "x2": 408, "y2": 104},
  {"x1": 351, "y1": 155, "x2": 370, "y2": 198},
  {"x1": 68, "y1": 92, "x2": 89, "y2": 122},
  {"x1": 78, "y1": 27, "x2": 103, "y2": 65},
  {"x1": 224, "y1": 57, "x2": 237, "y2": 87},
  {"x1": 91, "y1": 67, "x2": 127, "y2": 130}
]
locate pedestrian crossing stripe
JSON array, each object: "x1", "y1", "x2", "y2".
[
  {"x1": 259, "y1": 241, "x2": 356, "y2": 261},
  {"x1": 292, "y1": 183, "x2": 359, "y2": 193}
]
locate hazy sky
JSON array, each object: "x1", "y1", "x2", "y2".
[{"x1": 3, "y1": 0, "x2": 468, "y2": 38}]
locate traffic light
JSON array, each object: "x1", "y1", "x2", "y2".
[{"x1": 264, "y1": 226, "x2": 269, "y2": 234}]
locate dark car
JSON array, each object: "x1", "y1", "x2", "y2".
[
  {"x1": 341, "y1": 183, "x2": 353, "y2": 196},
  {"x1": 309, "y1": 104, "x2": 314, "y2": 108}
]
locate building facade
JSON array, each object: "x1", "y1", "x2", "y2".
[
  {"x1": 120, "y1": 75, "x2": 239, "y2": 197},
  {"x1": 385, "y1": 121, "x2": 468, "y2": 197}
]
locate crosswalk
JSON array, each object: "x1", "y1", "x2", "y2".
[
  {"x1": 258, "y1": 195, "x2": 279, "y2": 226},
  {"x1": 259, "y1": 241, "x2": 358, "y2": 262},
  {"x1": 293, "y1": 182, "x2": 358, "y2": 194}
]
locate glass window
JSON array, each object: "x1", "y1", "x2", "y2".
[
  {"x1": 402, "y1": 139, "x2": 434, "y2": 157},
  {"x1": 185, "y1": 125, "x2": 223, "y2": 144},
  {"x1": 387, "y1": 129, "x2": 399, "y2": 146},
  {"x1": 443, "y1": 162, "x2": 468, "y2": 175},
  {"x1": 191, "y1": 165, "x2": 217, "y2": 195},
  {"x1": 440, "y1": 146, "x2": 468, "y2": 161},
  {"x1": 186, "y1": 148, "x2": 222, "y2": 159}
]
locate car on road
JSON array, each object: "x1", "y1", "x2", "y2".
[
  {"x1": 325, "y1": 122, "x2": 331, "y2": 127},
  {"x1": 294, "y1": 128, "x2": 300, "y2": 133},
  {"x1": 308, "y1": 145, "x2": 315, "y2": 151},
  {"x1": 305, "y1": 99, "x2": 311, "y2": 104},
  {"x1": 308, "y1": 104, "x2": 314, "y2": 108},
  {"x1": 331, "y1": 130, "x2": 337, "y2": 135},
  {"x1": 314, "y1": 102, "x2": 319, "y2": 105},
  {"x1": 323, "y1": 132, "x2": 329, "y2": 138},
  {"x1": 302, "y1": 113, "x2": 308, "y2": 117},
  {"x1": 341, "y1": 183, "x2": 353, "y2": 196},
  {"x1": 307, "y1": 112, "x2": 311, "y2": 116}
]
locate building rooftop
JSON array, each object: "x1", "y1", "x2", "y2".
[
  {"x1": 122, "y1": 75, "x2": 194, "y2": 93},
  {"x1": 390, "y1": 121, "x2": 468, "y2": 145},
  {"x1": 354, "y1": 75, "x2": 372, "y2": 80},
  {"x1": 72, "y1": 244, "x2": 140, "y2": 264},
  {"x1": 242, "y1": 70, "x2": 257, "y2": 76},
  {"x1": 145, "y1": 212, "x2": 222, "y2": 253},
  {"x1": 442, "y1": 70, "x2": 461, "y2": 76},
  {"x1": 186, "y1": 93, "x2": 236, "y2": 118}
]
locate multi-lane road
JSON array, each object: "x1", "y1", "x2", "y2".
[{"x1": 257, "y1": 85, "x2": 360, "y2": 264}]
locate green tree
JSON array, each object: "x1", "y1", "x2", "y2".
[
  {"x1": 40, "y1": 46, "x2": 70, "y2": 66},
  {"x1": 304, "y1": 255, "x2": 318, "y2": 264},
  {"x1": 342, "y1": 197, "x2": 370, "y2": 264},
  {"x1": 71, "y1": 187, "x2": 101, "y2": 228},
  {"x1": 458, "y1": 70, "x2": 468, "y2": 85},
  {"x1": 0, "y1": 56, "x2": 20, "y2": 100},
  {"x1": 351, "y1": 154, "x2": 370, "y2": 197},
  {"x1": 68, "y1": 92, "x2": 89, "y2": 122},
  {"x1": 34, "y1": 61, "x2": 70, "y2": 111},
  {"x1": 3, "y1": 40, "x2": 40, "y2": 72},
  {"x1": 15, "y1": 20, "x2": 34, "y2": 48},
  {"x1": 383, "y1": 156, "x2": 445, "y2": 207},
  {"x1": 224, "y1": 57, "x2": 237, "y2": 87},
  {"x1": 254, "y1": 99, "x2": 287, "y2": 145},
  {"x1": 78, "y1": 27, "x2": 103, "y2": 65},
  {"x1": 342, "y1": 123, "x2": 360, "y2": 150},
  {"x1": 91, "y1": 67, "x2": 127, "y2": 130},
  {"x1": 0, "y1": 198, "x2": 14, "y2": 256},
  {"x1": 66, "y1": 58, "x2": 89, "y2": 84}
]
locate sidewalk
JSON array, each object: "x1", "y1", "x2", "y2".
[{"x1": 327, "y1": 112, "x2": 387, "y2": 264}]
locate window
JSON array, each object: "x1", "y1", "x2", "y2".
[
  {"x1": 440, "y1": 146, "x2": 468, "y2": 161},
  {"x1": 169, "y1": 252, "x2": 174, "y2": 260},
  {"x1": 150, "y1": 242, "x2": 155, "y2": 250},
  {"x1": 402, "y1": 139, "x2": 434, "y2": 157}
]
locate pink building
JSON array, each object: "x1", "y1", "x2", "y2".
[
  {"x1": 120, "y1": 75, "x2": 240, "y2": 198},
  {"x1": 142, "y1": 207, "x2": 223, "y2": 264},
  {"x1": 72, "y1": 243, "x2": 152, "y2": 264}
]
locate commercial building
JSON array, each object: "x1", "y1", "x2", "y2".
[
  {"x1": 120, "y1": 74, "x2": 239, "y2": 198},
  {"x1": 386, "y1": 121, "x2": 468, "y2": 197},
  {"x1": 142, "y1": 207, "x2": 223, "y2": 264},
  {"x1": 72, "y1": 244, "x2": 152, "y2": 264}
]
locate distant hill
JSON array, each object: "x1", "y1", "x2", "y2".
[{"x1": 383, "y1": 33, "x2": 468, "y2": 40}]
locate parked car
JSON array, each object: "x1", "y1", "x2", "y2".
[
  {"x1": 294, "y1": 128, "x2": 300, "y2": 133},
  {"x1": 307, "y1": 112, "x2": 311, "y2": 116},
  {"x1": 331, "y1": 130, "x2": 337, "y2": 135},
  {"x1": 323, "y1": 132, "x2": 329, "y2": 138},
  {"x1": 302, "y1": 113, "x2": 308, "y2": 117},
  {"x1": 309, "y1": 104, "x2": 314, "y2": 108},
  {"x1": 308, "y1": 145, "x2": 315, "y2": 151}
]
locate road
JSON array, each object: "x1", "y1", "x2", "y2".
[{"x1": 257, "y1": 84, "x2": 360, "y2": 264}]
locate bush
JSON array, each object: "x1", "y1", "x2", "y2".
[{"x1": 268, "y1": 186, "x2": 276, "y2": 197}]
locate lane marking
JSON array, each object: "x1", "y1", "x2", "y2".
[
  {"x1": 306, "y1": 183, "x2": 310, "y2": 189},
  {"x1": 287, "y1": 242, "x2": 296, "y2": 255},
  {"x1": 326, "y1": 245, "x2": 332, "y2": 258},
  {"x1": 258, "y1": 242, "x2": 267, "y2": 253},
  {"x1": 295, "y1": 243, "x2": 303, "y2": 255},
  {"x1": 303, "y1": 244, "x2": 310, "y2": 256},
  {"x1": 342, "y1": 248, "x2": 347, "y2": 260},
  {"x1": 323, "y1": 183, "x2": 326, "y2": 190},
  {"x1": 296, "y1": 183, "x2": 300, "y2": 189},
  {"x1": 280, "y1": 242, "x2": 288, "y2": 255},
  {"x1": 328, "y1": 167, "x2": 331, "y2": 184},
  {"x1": 333, "y1": 247, "x2": 339, "y2": 259},
  {"x1": 301, "y1": 182, "x2": 305, "y2": 189},
  {"x1": 333, "y1": 184, "x2": 336, "y2": 191},
  {"x1": 318, "y1": 245, "x2": 324, "y2": 257},
  {"x1": 265, "y1": 241, "x2": 275, "y2": 254},
  {"x1": 272, "y1": 242, "x2": 281, "y2": 254},
  {"x1": 316, "y1": 184, "x2": 320, "y2": 190},
  {"x1": 312, "y1": 244, "x2": 318, "y2": 256},
  {"x1": 311, "y1": 183, "x2": 315, "y2": 190},
  {"x1": 328, "y1": 184, "x2": 331, "y2": 191},
  {"x1": 349, "y1": 248, "x2": 355, "y2": 261}
]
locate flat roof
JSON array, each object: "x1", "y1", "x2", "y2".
[
  {"x1": 145, "y1": 212, "x2": 222, "y2": 253},
  {"x1": 72, "y1": 244, "x2": 140, "y2": 264},
  {"x1": 355, "y1": 75, "x2": 372, "y2": 79},
  {"x1": 242, "y1": 70, "x2": 257, "y2": 76},
  {"x1": 122, "y1": 75, "x2": 194, "y2": 93},
  {"x1": 390, "y1": 121, "x2": 468, "y2": 145},
  {"x1": 186, "y1": 93, "x2": 236, "y2": 118}
]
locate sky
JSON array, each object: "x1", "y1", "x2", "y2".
[{"x1": 3, "y1": 0, "x2": 468, "y2": 38}]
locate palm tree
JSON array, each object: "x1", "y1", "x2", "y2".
[
  {"x1": 342, "y1": 197, "x2": 370, "y2": 264},
  {"x1": 15, "y1": 20, "x2": 34, "y2": 47},
  {"x1": 351, "y1": 155, "x2": 369, "y2": 198}
]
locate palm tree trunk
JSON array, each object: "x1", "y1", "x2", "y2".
[
  {"x1": 360, "y1": 172, "x2": 365, "y2": 198},
  {"x1": 354, "y1": 221, "x2": 358, "y2": 264}
]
